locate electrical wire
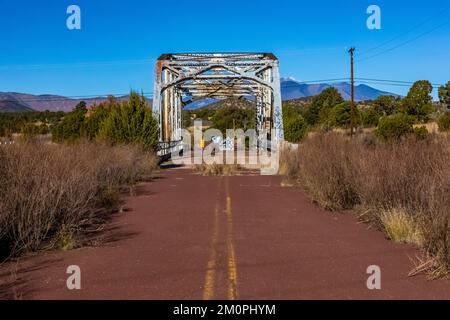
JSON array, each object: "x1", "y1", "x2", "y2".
[
  {"x1": 358, "y1": 5, "x2": 450, "y2": 57},
  {"x1": 1, "y1": 77, "x2": 444, "y2": 104},
  {"x1": 357, "y1": 19, "x2": 450, "y2": 62},
  {"x1": 0, "y1": 59, "x2": 155, "y2": 70},
  {"x1": 0, "y1": 92, "x2": 153, "y2": 104},
  {"x1": 355, "y1": 77, "x2": 443, "y2": 86}
]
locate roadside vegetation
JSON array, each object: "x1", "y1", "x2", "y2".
[
  {"x1": 280, "y1": 80, "x2": 450, "y2": 278},
  {"x1": 0, "y1": 111, "x2": 64, "y2": 139},
  {"x1": 283, "y1": 104, "x2": 308, "y2": 142},
  {"x1": 52, "y1": 93, "x2": 159, "y2": 149},
  {"x1": 0, "y1": 142, "x2": 157, "y2": 260},
  {"x1": 281, "y1": 133, "x2": 450, "y2": 278},
  {"x1": 193, "y1": 163, "x2": 242, "y2": 176},
  {"x1": 281, "y1": 80, "x2": 450, "y2": 143},
  {"x1": 183, "y1": 97, "x2": 255, "y2": 132},
  {"x1": 1, "y1": 92, "x2": 159, "y2": 149},
  {"x1": 0, "y1": 93, "x2": 159, "y2": 261}
]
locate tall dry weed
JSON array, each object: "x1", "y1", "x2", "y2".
[
  {"x1": 0, "y1": 142, "x2": 156, "y2": 259},
  {"x1": 281, "y1": 132, "x2": 450, "y2": 276}
]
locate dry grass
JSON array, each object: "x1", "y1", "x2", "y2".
[
  {"x1": 280, "y1": 132, "x2": 450, "y2": 277},
  {"x1": 379, "y1": 208, "x2": 423, "y2": 246},
  {"x1": 414, "y1": 121, "x2": 439, "y2": 133},
  {"x1": 193, "y1": 163, "x2": 242, "y2": 176},
  {"x1": 0, "y1": 142, "x2": 157, "y2": 260}
]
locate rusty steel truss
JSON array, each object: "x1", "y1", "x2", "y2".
[{"x1": 152, "y1": 53, "x2": 284, "y2": 147}]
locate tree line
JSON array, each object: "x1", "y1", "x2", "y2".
[
  {"x1": 2, "y1": 81, "x2": 449, "y2": 145},
  {"x1": 52, "y1": 93, "x2": 159, "y2": 150},
  {"x1": 282, "y1": 80, "x2": 450, "y2": 143},
  {"x1": 1, "y1": 92, "x2": 159, "y2": 149},
  {"x1": 0, "y1": 110, "x2": 65, "y2": 138}
]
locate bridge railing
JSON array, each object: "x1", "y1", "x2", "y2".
[
  {"x1": 0, "y1": 141, "x2": 16, "y2": 146},
  {"x1": 157, "y1": 140, "x2": 183, "y2": 158}
]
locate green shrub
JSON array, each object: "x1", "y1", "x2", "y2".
[
  {"x1": 318, "y1": 102, "x2": 361, "y2": 130},
  {"x1": 361, "y1": 108, "x2": 380, "y2": 127},
  {"x1": 51, "y1": 94, "x2": 158, "y2": 151},
  {"x1": 99, "y1": 93, "x2": 159, "y2": 150},
  {"x1": 332, "y1": 102, "x2": 358, "y2": 128},
  {"x1": 0, "y1": 111, "x2": 64, "y2": 138},
  {"x1": 317, "y1": 107, "x2": 335, "y2": 131},
  {"x1": 283, "y1": 105, "x2": 308, "y2": 142},
  {"x1": 438, "y1": 82, "x2": 450, "y2": 110},
  {"x1": 413, "y1": 126, "x2": 429, "y2": 140},
  {"x1": 211, "y1": 104, "x2": 255, "y2": 133},
  {"x1": 373, "y1": 95, "x2": 401, "y2": 116},
  {"x1": 85, "y1": 97, "x2": 119, "y2": 139},
  {"x1": 375, "y1": 113, "x2": 415, "y2": 142},
  {"x1": 400, "y1": 80, "x2": 434, "y2": 122},
  {"x1": 438, "y1": 112, "x2": 450, "y2": 132},
  {"x1": 305, "y1": 88, "x2": 344, "y2": 125},
  {"x1": 52, "y1": 102, "x2": 87, "y2": 142},
  {"x1": 284, "y1": 115, "x2": 308, "y2": 142}
]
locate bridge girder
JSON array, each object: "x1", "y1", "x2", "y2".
[{"x1": 152, "y1": 53, "x2": 284, "y2": 144}]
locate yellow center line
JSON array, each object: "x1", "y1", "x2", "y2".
[
  {"x1": 225, "y1": 177, "x2": 238, "y2": 300},
  {"x1": 202, "y1": 177, "x2": 238, "y2": 300},
  {"x1": 203, "y1": 181, "x2": 221, "y2": 300}
]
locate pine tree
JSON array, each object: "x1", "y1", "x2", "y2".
[{"x1": 99, "y1": 93, "x2": 159, "y2": 150}]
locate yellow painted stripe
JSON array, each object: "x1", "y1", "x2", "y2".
[
  {"x1": 225, "y1": 178, "x2": 238, "y2": 300},
  {"x1": 203, "y1": 180, "x2": 221, "y2": 300}
]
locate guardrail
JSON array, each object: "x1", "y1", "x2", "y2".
[
  {"x1": 157, "y1": 140, "x2": 183, "y2": 162},
  {"x1": 0, "y1": 141, "x2": 16, "y2": 146}
]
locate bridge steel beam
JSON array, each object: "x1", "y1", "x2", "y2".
[{"x1": 152, "y1": 53, "x2": 285, "y2": 150}]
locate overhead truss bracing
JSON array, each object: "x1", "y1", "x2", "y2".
[{"x1": 152, "y1": 53, "x2": 284, "y2": 144}]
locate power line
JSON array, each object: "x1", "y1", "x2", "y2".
[
  {"x1": 0, "y1": 78, "x2": 354, "y2": 103},
  {"x1": 293, "y1": 78, "x2": 350, "y2": 84},
  {"x1": 2, "y1": 78, "x2": 442, "y2": 103},
  {"x1": 282, "y1": 78, "x2": 444, "y2": 89},
  {"x1": 355, "y1": 80, "x2": 442, "y2": 89},
  {"x1": 0, "y1": 59, "x2": 155, "y2": 70},
  {"x1": 355, "y1": 78, "x2": 444, "y2": 87},
  {"x1": 359, "y1": 5, "x2": 450, "y2": 57},
  {"x1": 357, "y1": 19, "x2": 450, "y2": 62},
  {"x1": 354, "y1": 81, "x2": 415, "y2": 88},
  {"x1": 0, "y1": 78, "x2": 444, "y2": 104},
  {"x1": 0, "y1": 92, "x2": 153, "y2": 104}
]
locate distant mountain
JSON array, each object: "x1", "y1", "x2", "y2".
[
  {"x1": 184, "y1": 79, "x2": 399, "y2": 110},
  {"x1": 0, "y1": 92, "x2": 152, "y2": 113},
  {"x1": 0, "y1": 92, "x2": 76, "y2": 112},
  {"x1": 196, "y1": 97, "x2": 255, "y2": 111},
  {"x1": 281, "y1": 78, "x2": 398, "y2": 101},
  {"x1": 184, "y1": 98, "x2": 218, "y2": 110},
  {"x1": 0, "y1": 99, "x2": 35, "y2": 112},
  {"x1": 0, "y1": 78, "x2": 397, "y2": 113}
]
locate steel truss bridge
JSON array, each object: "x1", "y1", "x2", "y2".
[{"x1": 152, "y1": 53, "x2": 284, "y2": 155}]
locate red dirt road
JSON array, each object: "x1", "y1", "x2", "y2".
[{"x1": 1, "y1": 168, "x2": 450, "y2": 300}]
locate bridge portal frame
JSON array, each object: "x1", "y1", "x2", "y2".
[{"x1": 152, "y1": 53, "x2": 284, "y2": 147}]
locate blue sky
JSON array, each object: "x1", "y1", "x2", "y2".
[{"x1": 0, "y1": 0, "x2": 449, "y2": 99}]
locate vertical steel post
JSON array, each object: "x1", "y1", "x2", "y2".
[{"x1": 271, "y1": 60, "x2": 284, "y2": 141}]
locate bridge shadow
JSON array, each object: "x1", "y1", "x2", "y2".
[{"x1": 160, "y1": 163, "x2": 184, "y2": 170}]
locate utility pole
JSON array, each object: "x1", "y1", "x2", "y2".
[{"x1": 348, "y1": 47, "x2": 356, "y2": 137}]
